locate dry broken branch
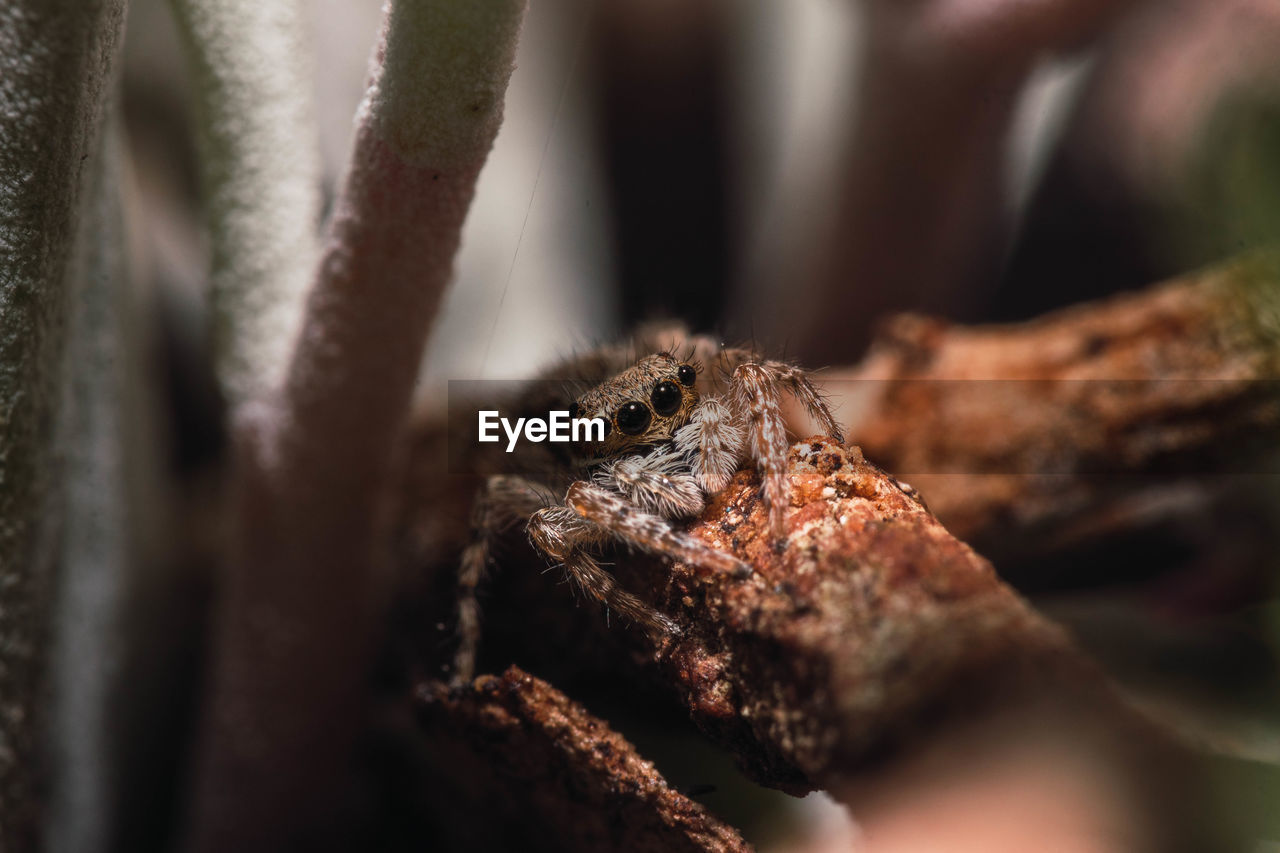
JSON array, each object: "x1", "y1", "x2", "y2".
[
  {"x1": 841, "y1": 256, "x2": 1280, "y2": 570},
  {"x1": 394, "y1": 436, "x2": 1169, "y2": 796},
  {"x1": 412, "y1": 667, "x2": 751, "y2": 853},
  {"x1": 639, "y1": 439, "x2": 1119, "y2": 789}
]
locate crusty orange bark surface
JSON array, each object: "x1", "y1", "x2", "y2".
[{"x1": 396, "y1": 436, "x2": 1115, "y2": 792}]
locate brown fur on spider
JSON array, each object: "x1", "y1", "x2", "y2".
[{"x1": 453, "y1": 328, "x2": 844, "y2": 685}]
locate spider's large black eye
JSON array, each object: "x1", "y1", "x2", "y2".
[
  {"x1": 615, "y1": 401, "x2": 651, "y2": 435},
  {"x1": 677, "y1": 364, "x2": 697, "y2": 387},
  {"x1": 650, "y1": 381, "x2": 682, "y2": 416},
  {"x1": 568, "y1": 401, "x2": 580, "y2": 419}
]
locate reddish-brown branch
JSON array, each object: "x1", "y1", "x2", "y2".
[
  {"x1": 394, "y1": 436, "x2": 1141, "y2": 788},
  {"x1": 840, "y1": 256, "x2": 1280, "y2": 568},
  {"x1": 632, "y1": 441, "x2": 1117, "y2": 790},
  {"x1": 412, "y1": 667, "x2": 751, "y2": 852}
]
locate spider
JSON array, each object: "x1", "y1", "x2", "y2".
[{"x1": 451, "y1": 330, "x2": 843, "y2": 684}]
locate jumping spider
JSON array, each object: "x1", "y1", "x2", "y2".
[{"x1": 453, "y1": 331, "x2": 843, "y2": 683}]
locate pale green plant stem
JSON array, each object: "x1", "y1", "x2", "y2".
[{"x1": 167, "y1": 0, "x2": 322, "y2": 404}]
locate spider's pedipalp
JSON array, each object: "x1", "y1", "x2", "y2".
[
  {"x1": 597, "y1": 451, "x2": 705, "y2": 518},
  {"x1": 567, "y1": 482, "x2": 752, "y2": 579},
  {"x1": 675, "y1": 396, "x2": 741, "y2": 493}
]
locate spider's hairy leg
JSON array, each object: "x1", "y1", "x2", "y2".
[
  {"x1": 453, "y1": 475, "x2": 550, "y2": 686},
  {"x1": 721, "y1": 349, "x2": 844, "y2": 443},
  {"x1": 598, "y1": 451, "x2": 706, "y2": 518},
  {"x1": 566, "y1": 482, "x2": 753, "y2": 579},
  {"x1": 674, "y1": 396, "x2": 742, "y2": 492},
  {"x1": 730, "y1": 363, "x2": 792, "y2": 539},
  {"x1": 565, "y1": 550, "x2": 678, "y2": 636},
  {"x1": 759, "y1": 359, "x2": 844, "y2": 443},
  {"x1": 527, "y1": 506, "x2": 677, "y2": 636}
]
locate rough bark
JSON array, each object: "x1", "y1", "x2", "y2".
[
  {"x1": 413, "y1": 667, "x2": 751, "y2": 853},
  {"x1": 395, "y1": 434, "x2": 1131, "y2": 791},
  {"x1": 843, "y1": 255, "x2": 1280, "y2": 571},
  {"x1": 655, "y1": 440, "x2": 1131, "y2": 792}
]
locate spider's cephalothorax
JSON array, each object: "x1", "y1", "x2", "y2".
[
  {"x1": 570, "y1": 353, "x2": 700, "y2": 459},
  {"x1": 451, "y1": 333, "x2": 843, "y2": 684}
]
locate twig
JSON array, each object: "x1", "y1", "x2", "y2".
[{"x1": 392, "y1": 264, "x2": 1275, "y2": 839}]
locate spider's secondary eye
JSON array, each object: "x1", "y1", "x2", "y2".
[
  {"x1": 677, "y1": 364, "x2": 697, "y2": 387},
  {"x1": 650, "y1": 381, "x2": 682, "y2": 416},
  {"x1": 615, "y1": 401, "x2": 651, "y2": 435}
]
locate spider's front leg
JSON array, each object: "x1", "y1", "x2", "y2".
[
  {"x1": 565, "y1": 482, "x2": 752, "y2": 579},
  {"x1": 727, "y1": 359, "x2": 844, "y2": 539},
  {"x1": 526, "y1": 506, "x2": 678, "y2": 637},
  {"x1": 526, "y1": 477, "x2": 753, "y2": 637}
]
